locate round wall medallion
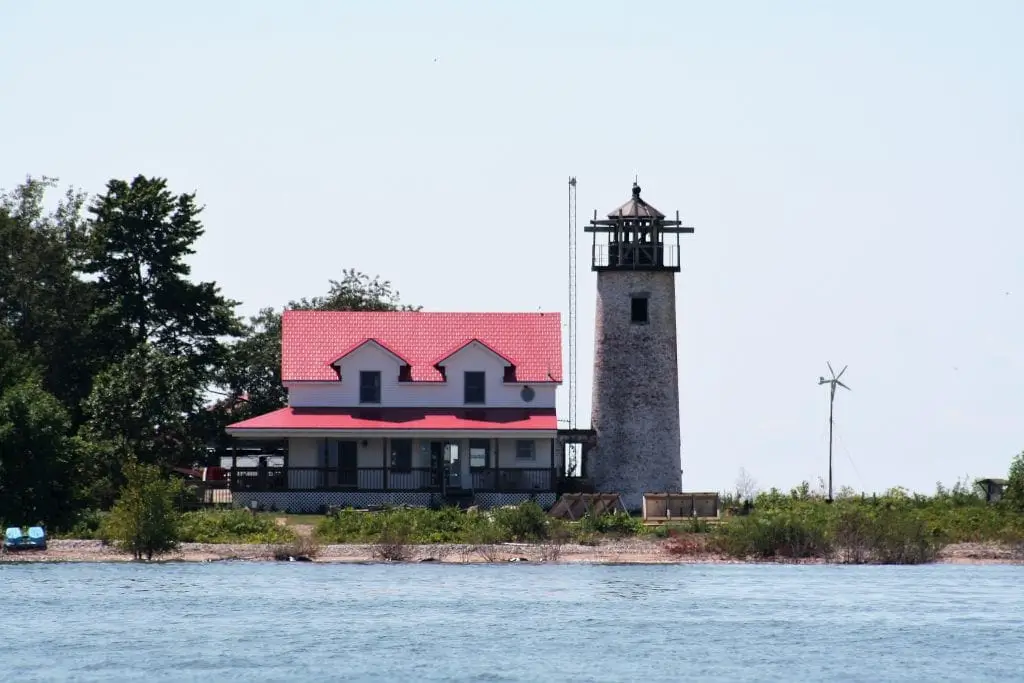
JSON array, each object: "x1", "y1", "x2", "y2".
[{"x1": 520, "y1": 385, "x2": 535, "y2": 402}]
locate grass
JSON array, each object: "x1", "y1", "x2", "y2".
[
  {"x1": 254, "y1": 513, "x2": 324, "y2": 526},
  {"x1": 312, "y1": 502, "x2": 643, "y2": 546},
  {"x1": 178, "y1": 509, "x2": 297, "y2": 544}
]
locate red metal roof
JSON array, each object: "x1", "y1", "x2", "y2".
[
  {"x1": 282, "y1": 311, "x2": 562, "y2": 383},
  {"x1": 227, "y1": 407, "x2": 557, "y2": 432}
]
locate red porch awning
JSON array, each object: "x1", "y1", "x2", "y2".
[{"x1": 226, "y1": 407, "x2": 557, "y2": 434}]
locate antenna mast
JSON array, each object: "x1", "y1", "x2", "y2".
[
  {"x1": 568, "y1": 176, "x2": 578, "y2": 437},
  {"x1": 818, "y1": 362, "x2": 850, "y2": 503}
]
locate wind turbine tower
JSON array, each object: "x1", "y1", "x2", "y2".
[{"x1": 818, "y1": 362, "x2": 850, "y2": 503}]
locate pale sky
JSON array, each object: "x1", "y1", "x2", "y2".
[{"x1": 3, "y1": 1, "x2": 1022, "y2": 495}]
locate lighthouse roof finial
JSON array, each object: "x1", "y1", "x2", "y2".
[{"x1": 609, "y1": 178, "x2": 663, "y2": 219}]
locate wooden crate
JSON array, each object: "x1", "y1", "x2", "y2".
[{"x1": 642, "y1": 492, "x2": 720, "y2": 522}]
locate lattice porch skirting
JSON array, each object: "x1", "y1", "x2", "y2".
[{"x1": 231, "y1": 491, "x2": 558, "y2": 513}]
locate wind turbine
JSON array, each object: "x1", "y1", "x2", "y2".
[{"x1": 818, "y1": 362, "x2": 850, "y2": 503}]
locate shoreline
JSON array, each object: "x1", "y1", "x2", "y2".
[{"x1": 2, "y1": 539, "x2": 1022, "y2": 565}]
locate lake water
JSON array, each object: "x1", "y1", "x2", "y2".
[{"x1": 1, "y1": 563, "x2": 1021, "y2": 682}]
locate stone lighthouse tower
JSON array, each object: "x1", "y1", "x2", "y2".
[{"x1": 586, "y1": 182, "x2": 695, "y2": 511}]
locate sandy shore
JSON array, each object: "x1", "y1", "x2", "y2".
[{"x1": 2, "y1": 539, "x2": 1022, "y2": 564}]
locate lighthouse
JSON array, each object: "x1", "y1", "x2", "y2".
[{"x1": 586, "y1": 182, "x2": 695, "y2": 511}]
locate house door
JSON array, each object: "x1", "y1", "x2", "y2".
[
  {"x1": 444, "y1": 442, "x2": 463, "y2": 489},
  {"x1": 325, "y1": 440, "x2": 359, "y2": 488},
  {"x1": 429, "y1": 441, "x2": 444, "y2": 489}
]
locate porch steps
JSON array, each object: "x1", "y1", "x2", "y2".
[{"x1": 442, "y1": 490, "x2": 476, "y2": 510}]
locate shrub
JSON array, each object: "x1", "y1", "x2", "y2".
[
  {"x1": 314, "y1": 508, "x2": 374, "y2": 543},
  {"x1": 178, "y1": 509, "x2": 296, "y2": 544},
  {"x1": 57, "y1": 509, "x2": 107, "y2": 540},
  {"x1": 712, "y1": 507, "x2": 830, "y2": 560},
  {"x1": 315, "y1": 505, "x2": 482, "y2": 544},
  {"x1": 538, "y1": 539, "x2": 564, "y2": 562},
  {"x1": 869, "y1": 507, "x2": 941, "y2": 565},
  {"x1": 272, "y1": 536, "x2": 321, "y2": 561},
  {"x1": 491, "y1": 501, "x2": 549, "y2": 541},
  {"x1": 546, "y1": 518, "x2": 573, "y2": 544},
  {"x1": 580, "y1": 511, "x2": 644, "y2": 537},
  {"x1": 102, "y1": 461, "x2": 181, "y2": 560},
  {"x1": 832, "y1": 506, "x2": 874, "y2": 564},
  {"x1": 371, "y1": 511, "x2": 413, "y2": 561},
  {"x1": 1004, "y1": 452, "x2": 1024, "y2": 513}
]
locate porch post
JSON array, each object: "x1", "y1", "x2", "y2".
[
  {"x1": 383, "y1": 437, "x2": 389, "y2": 491},
  {"x1": 550, "y1": 438, "x2": 556, "y2": 491},
  {"x1": 495, "y1": 439, "x2": 501, "y2": 492},
  {"x1": 231, "y1": 443, "x2": 237, "y2": 490},
  {"x1": 282, "y1": 438, "x2": 290, "y2": 489}
]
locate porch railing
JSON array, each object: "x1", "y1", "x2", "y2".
[
  {"x1": 230, "y1": 466, "x2": 557, "y2": 493},
  {"x1": 471, "y1": 468, "x2": 552, "y2": 491}
]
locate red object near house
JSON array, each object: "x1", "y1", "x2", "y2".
[{"x1": 203, "y1": 466, "x2": 227, "y2": 482}]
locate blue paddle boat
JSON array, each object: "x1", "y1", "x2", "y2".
[
  {"x1": 2, "y1": 526, "x2": 47, "y2": 551},
  {"x1": 26, "y1": 526, "x2": 47, "y2": 550},
  {"x1": 3, "y1": 527, "x2": 25, "y2": 550}
]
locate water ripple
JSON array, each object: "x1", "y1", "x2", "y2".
[{"x1": 0, "y1": 563, "x2": 1021, "y2": 682}]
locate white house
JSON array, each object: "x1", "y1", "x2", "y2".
[{"x1": 225, "y1": 310, "x2": 564, "y2": 512}]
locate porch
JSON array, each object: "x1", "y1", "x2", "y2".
[
  {"x1": 225, "y1": 434, "x2": 565, "y2": 495},
  {"x1": 230, "y1": 465, "x2": 559, "y2": 494}
]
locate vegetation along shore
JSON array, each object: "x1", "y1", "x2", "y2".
[{"x1": 5, "y1": 457, "x2": 1024, "y2": 565}]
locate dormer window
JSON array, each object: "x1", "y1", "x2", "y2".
[
  {"x1": 359, "y1": 371, "x2": 381, "y2": 404},
  {"x1": 464, "y1": 371, "x2": 485, "y2": 404}
]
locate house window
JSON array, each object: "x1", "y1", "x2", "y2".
[
  {"x1": 469, "y1": 439, "x2": 490, "y2": 469},
  {"x1": 464, "y1": 371, "x2": 485, "y2": 404},
  {"x1": 631, "y1": 296, "x2": 649, "y2": 324},
  {"x1": 390, "y1": 439, "x2": 412, "y2": 472},
  {"x1": 515, "y1": 440, "x2": 536, "y2": 461},
  {"x1": 359, "y1": 371, "x2": 381, "y2": 403}
]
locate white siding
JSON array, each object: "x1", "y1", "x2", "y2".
[
  {"x1": 289, "y1": 438, "x2": 319, "y2": 467},
  {"x1": 287, "y1": 342, "x2": 557, "y2": 408},
  {"x1": 287, "y1": 437, "x2": 318, "y2": 489},
  {"x1": 495, "y1": 438, "x2": 554, "y2": 469}
]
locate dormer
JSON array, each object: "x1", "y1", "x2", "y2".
[
  {"x1": 329, "y1": 339, "x2": 410, "y2": 382},
  {"x1": 433, "y1": 339, "x2": 515, "y2": 378},
  {"x1": 433, "y1": 339, "x2": 516, "y2": 405}
]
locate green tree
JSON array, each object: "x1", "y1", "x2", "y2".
[
  {"x1": 103, "y1": 459, "x2": 180, "y2": 560},
  {"x1": 213, "y1": 270, "x2": 419, "y2": 425},
  {"x1": 80, "y1": 345, "x2": 203, "y2": 504},
  {"x1": 289, "y1": 269, "x2": 419, "y2": 312},
  {"x1": 0, "y1": 177, "x2": 98, "y2": 416},
  {"x1": 0, "y1": 381, "x2": 83, "y2": 529},
  {"x1": 83, "y1": 175, "x2": 241, "y2": 369},
  {"x1": 0, "y1": 326, "x2": 33, "y2": 391},
  {"x1": 1004, "y1": 452, "x2": 1024, "y2": 513}
]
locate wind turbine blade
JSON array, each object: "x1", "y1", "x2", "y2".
[
  {"x1": 837, "y1": 365, "x2": 848, "y2": 379},
  {"x1": 837, "y1": 380, "x2": 851, "y2": 391},
  {"x1": 827, "y1": 361, "x2": 835, "y2": 378}
]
